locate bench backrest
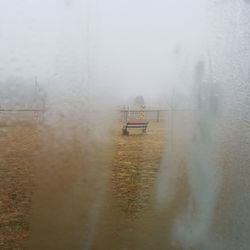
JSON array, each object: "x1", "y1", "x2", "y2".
[{"x1": 125, "y1": 121, "x2": 148, "y2": 129}]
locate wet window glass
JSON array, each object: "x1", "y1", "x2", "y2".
[{"x1": 0, "y1": 0, "x2": 250, "y2": 249}]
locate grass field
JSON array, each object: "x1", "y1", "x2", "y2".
[
  {"x1": 111, "y1": 122, "x2": 167, "y2": 213},
  {"x1": 0, "y1": 121, "x2": 167, "y2": 249},
  {"x1": 0, "y1": 125, "x2": 40, "y2": 249}
]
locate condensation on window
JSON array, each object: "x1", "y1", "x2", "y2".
[{"x1": 0, "y1": 1, "x2": 250, "y2": 250}]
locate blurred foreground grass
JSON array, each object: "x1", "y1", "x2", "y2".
[{"x1": 0, "y1": 121, "x2": 167, "y2": 249}]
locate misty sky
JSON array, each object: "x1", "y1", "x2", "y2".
[{"x1": 0, "y1": 0, "x2": 207, "y2": 101}]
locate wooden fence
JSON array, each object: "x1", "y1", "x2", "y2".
[
  {"x1": 0, "y1": 108, "x2": 45, "y2": 125},
  {"x1": 120, "y1": 109, "x2": 169, "y2": 123}
]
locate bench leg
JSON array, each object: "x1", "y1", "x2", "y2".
[{"x1": 122, "y1": 128, "x2": 129, "y2": 135}]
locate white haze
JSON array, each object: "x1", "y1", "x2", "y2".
[{"x1": 0, "y1": 0, "x2": 207, "y2": 100}]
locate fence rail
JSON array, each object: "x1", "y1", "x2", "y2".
[
  {"x1": 0, "y1": 109, "x2": 45, "y2": 112},
  {"x1": 120, "y1": 109, "x2": 169, "y2": 122},
  {"x1": 0, "y1": 108, "x2": 45, "y2": 125}
]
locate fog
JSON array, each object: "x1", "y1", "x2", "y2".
[
  {"x1": 0, "y1": 0, "x2": 250, "y2": 249},
  {"x1": 0, "y1": 0, "x2": 207, "y2": 99}
]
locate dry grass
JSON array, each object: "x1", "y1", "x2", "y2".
[
  {"x1": 0, "y1": 121, "x2": 167, "y2": 249},
  {"x1": 90, "y1": 122, "x2": 168, "y2": 250},
  {"x1": 0, "y1": 125, "x2": 40, "y2": 249},
  {"x1": 111, "y1": 122, "x2": 167, "y2": 215}
]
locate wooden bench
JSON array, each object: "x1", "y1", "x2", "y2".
[{"x1": 122, "y1": 120, "x2": 149, "y2": 135}]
